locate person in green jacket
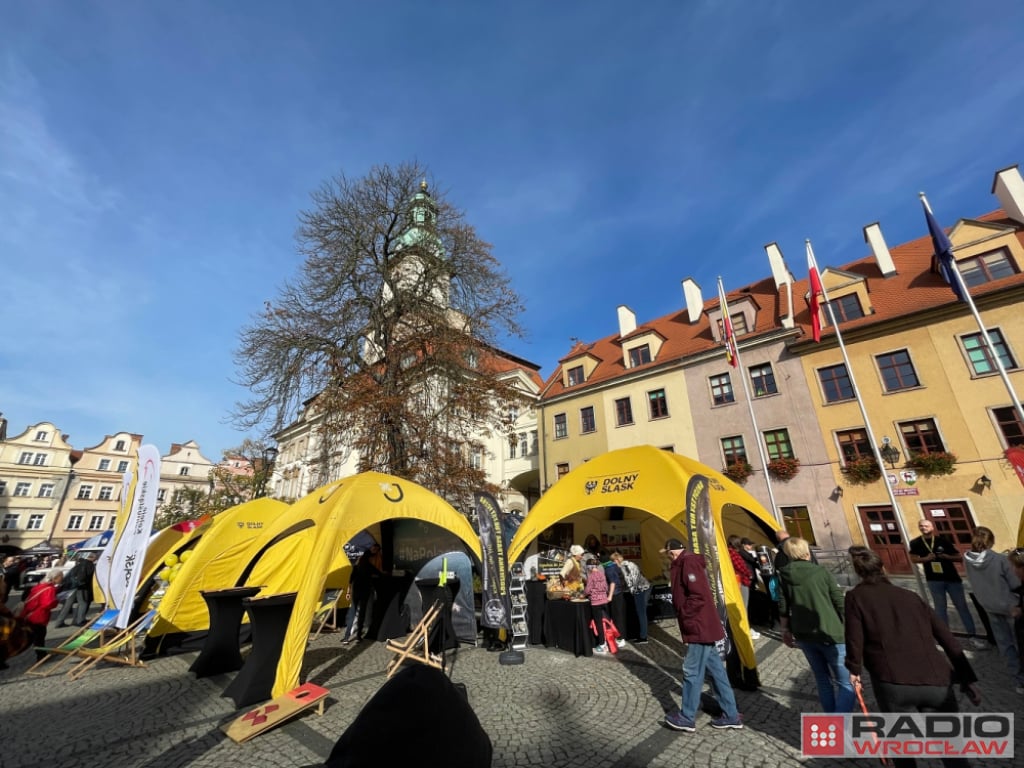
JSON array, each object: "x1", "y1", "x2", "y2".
[{"x1": 777, "y1": 537, "x2": 855, "y2": 713}]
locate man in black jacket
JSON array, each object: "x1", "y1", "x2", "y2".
[{"x1": 52, "y1": 554, "x2": 96, "y2": 627}]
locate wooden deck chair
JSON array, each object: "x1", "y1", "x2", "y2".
[
  {"x1": 310, "y1": 589, "x2": 343, "y2": 641},
  {"x1": 24, "y1": 608, "x2": 121, "y2": 677},
  {"x1": 384, "y1": 600, "x2": 443, "y2": 679},
  {"x1": 64, "y1": 609, "x2": 158, "y2": 681}
]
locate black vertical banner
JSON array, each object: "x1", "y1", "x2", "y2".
[
  {"x1": 474, "y1": 491, "x2": 512, "y2": 631},
  {"x1": 682, "y1": 475, "x2": 731, "y2": 658}
]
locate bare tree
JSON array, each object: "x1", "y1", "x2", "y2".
[{"x1": 233, "y1": 162, "x2": 526, "y2": 507}]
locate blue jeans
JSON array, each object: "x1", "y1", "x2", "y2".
[
  {"x1": 632, "y1": 588, "x2": 650, "y2": 640},
  {"x1": 927, "y1": 581, "x2": 977, "y2": 635},
  {"x1": 799, "y1": 640, "x2": 855, "y2": 713},
  {"x1": 987, "y1": 612, "x2": 1023, "y2": 685},
  {"x1": 681, "y1": 642, "x2": 738, "y2": 720}
]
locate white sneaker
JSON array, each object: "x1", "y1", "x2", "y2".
[
  {"x1": 750, "y1": 630, "x2": 761, "y2": 640},
  {"x1": 593, "y1": 645, "x2": 608, "y2": 655},
  {"x1": 969, "y1": 637, "x2": 989, "y2": 650},
  {"x1": 617, "y1": 640, "x2": 628, "y2": 649}
]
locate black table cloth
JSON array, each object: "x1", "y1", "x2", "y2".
[
  {"x1": 524, "y1": 580, "x2": 547, "y2": 645},
  {"x1": 416, "y1": 577, "x2": 460, "y2": 653},
  {"x1": 542, "y1": 599, "x2": 594, "y2": 657},
  {"x1": 189, "y1": 586, "x2": 262, "y2": 678},
  {"x1": 222, "y1": 591, "x2": 297, "y2": 708},
  {"x1": 368, "y1": 573, "x2": 414, "y2": 641}
]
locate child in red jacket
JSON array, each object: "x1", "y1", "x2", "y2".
[{"x1": 18, "y1": 569, "x2": 63, "y2": 660}]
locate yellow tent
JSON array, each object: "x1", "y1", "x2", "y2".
[
  {"x1": 272, "y1": 472, "x2": 483, "y2": 698},
  {"x1": 147, "y1": 498, "x2": 290, "y2": 649},
  {"x1": 509, "y1": 445, "x2": 777, "y2": 688}
]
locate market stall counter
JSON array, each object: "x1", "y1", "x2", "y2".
[{"x1": 542, "y1": 598, "x2": 595, "y2": 657}]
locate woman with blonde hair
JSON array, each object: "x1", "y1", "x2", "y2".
[{"x1": 776, "y1": 536, "x2": 854, "y2": 712}]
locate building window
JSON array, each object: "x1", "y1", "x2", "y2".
[
  {"x1": 109, "y1": 515, "x2": 117, "y2": 529},
  {"x1": 837, "y1": 428, "x2": 872, "y2": 464},
  {"x1": 77, "y1": 485, "x2": 93, "y2": 500},
  {"x1": 555, "y1": 463, "x2": 570, "y2": 480},
  {"x1": 98, "y1": 459, "x2": 111, "y2": 471},
  {"x1": 898, "y1": 418, "x2": 945, "y2": 455},
  {"x1": 179, "y1": 466, "x2": 190, "y2": 476},
  {"x1": 993, "y1": 406, "x2": 1024, "y2": 447},
  {"x1": 27, "y1": 513, "x2": 45, "y2": 530},
  {"x1": 958, "y1": 247, "x2": 1017, "y2": 288},
  {"x1": 961, "y1": 329, "x2": 1016, "y2": 376},
  {"x1": 34, "y1": 430, "x2": 48, "y2": 441},
  {"x1": 648, "y1": 388, "x2": 669, "y2": 419},
  {"x1": 157, "y1": 488, "x2": 167, "y2": 502},
  {"x1": 1, "y1": 514, "x2": 18, "y2": 529},
  {"x1": 38, "y1": 483, "x2": 55, "y2": 498},
  {"x1": 115, "y1": 440, "x2": 127, "y2": 451},
  {"x1": 14, "y1": 482, "x2": 31, "y2": 497},
  {"x1": 464, "y1": 350, "x2": 478, "y2": 369},
  {"x1": 530, "y1": 431, "x2": 538, "y2": 455},
  {"x1": 470, "y1": 447, "x2": 483, "y2": 470},
  {"x1": 566, "y1": 365, "x2": 585, "y2": 387},
  {"x1": 89, "y1": 515, "x2": 105, "y2": 531},
  {"x1": 876, "y1": 349, "x2": 920, "y2": 392},
  {"x1": 509, "y1": 437, "x2": 517, "y2": 459},
  {"x1": 818, "y1": 363, "x2": 854, "y2": 402},
  {"x1": 117, "y1": 460, "x2": 129, "y2": 473},
  {"x1": 553, "y1": 413, "x2": 568, "y2": 440},
  {"x1": 718, "y1": 312, "x2": 749, "y2": 337},
  {"x1": 0, "y1": 481, "x2": 5, "y2": 496},
  {"x1": 721, "y1": 436, "x2": 747, "y2": 464},
  {"x1": 782, "y1": 506, "x2": 817, "y2": 546},
  {"x1": 580, "y1": 406, "x2": 596, "y2": 434},
  {"x1": 628, "y1": 345, "x2": 651, "y2": 368},
  {"x1": 763, "y1": 429, "x2": 794, "y2": 460},
  {"x1": 33, "y1": 453, "x2": 46, "y2": 466},
  {"x1": 749, "y1": 363, "x2": 778, "y2": 397},
  {"x1": 18, "y1": 452, "x2": 32, "y2": 464},
  {"x1": 67, "y1": 515, "x2": 83, "y2": 530},
  {"x1": 519, "y1": 433, "x2": 528, "y2": 457},
  {"x1": 99, "y1": 486, "x2": 114, "y2": 501},
  {"x1": 709, "y1": 374, "x2": 734, "y2": 406},
  {"x1": 824, "y1": 293, "x2": 865, "y2": 325},
  {"x1": 615, "y1": 397, "x2": 634, "y2": 426}
]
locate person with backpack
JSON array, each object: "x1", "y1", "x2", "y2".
[{"x1": 611, "y1": 549, "x2": 651, "y2": 643}]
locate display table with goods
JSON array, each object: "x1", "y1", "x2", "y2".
[{"x1": 542, "y1": 597, "x2": 595, "y2": 657}]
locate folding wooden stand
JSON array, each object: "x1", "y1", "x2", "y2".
[
  {"x1": 222, "y1": 682, "x2": 330, "y2": 743},
  {"x1": 384, "y1": 600, "x2": 443, "y2": 679}
]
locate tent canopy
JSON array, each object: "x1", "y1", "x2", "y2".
[
  {"x1": 272, "y1": 472, "x2": 483, "y2": 698},
  {"x1": 509, "y1": 445, "x2": 778, "y2": 683}
]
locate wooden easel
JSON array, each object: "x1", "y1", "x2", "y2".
[{"x1": 384, "y1": 600, "x2": 443, "y2": 679}]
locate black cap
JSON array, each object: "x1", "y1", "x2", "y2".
[{"x1": 660, "y1": 538, "x2": 684, "y2": 553}]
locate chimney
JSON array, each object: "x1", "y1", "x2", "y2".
[
  {"x1": 764, "y1": 242, "x2": 795, "y2": 329},
  {"x1": 617, "y1": 305, "x2": 637, "y2": 338},
  {"x1": 681, "y1": 278, "x2": 703, "y2": 324},
  {"x1": 993, "y1": 165, "x2": 1024, "y2": 224},
  {"x1": 863, "y1": 223, "x2": 897, "y2": 276}
]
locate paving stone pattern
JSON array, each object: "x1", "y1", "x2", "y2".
[{"x1": 0, "y1": 614, "x2": 1020, "y2": 768}]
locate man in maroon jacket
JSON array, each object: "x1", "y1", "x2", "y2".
[{"x1": 663, "y1": 538, "x2": 743, "y2": 732}]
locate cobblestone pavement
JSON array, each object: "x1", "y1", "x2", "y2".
[{"x1": 1, "y1": 616, "x2": 1020, "y2": 768}]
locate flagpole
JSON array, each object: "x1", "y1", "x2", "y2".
[
  {"x1": 718, "y1": 277, "x2": 782, "y2": 526},
  {"x1": 920, "y1": 193, "x2": 1024, "y2": 427},
  {"x1": 806, "y1": 241, "x2": 927, "y2": 598}
]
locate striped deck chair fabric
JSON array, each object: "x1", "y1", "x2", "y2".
[
  {"x1": 65, "y1": 609, "x2": 158, "y2": 680},
  {"x1": 24, "y1": 608, "x2": 121, "y2": 677}
]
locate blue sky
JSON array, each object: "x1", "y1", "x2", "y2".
[{"x1": 2, "y1": 1, "x2": 1023, "y2": 461}]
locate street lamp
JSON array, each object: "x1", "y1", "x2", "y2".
[
  {"x1": 879, "y1": 436, "x2": 901, "y2": 469},
  {"x1": 254, "y1": 446, "x2": 279, "y2": 498}
]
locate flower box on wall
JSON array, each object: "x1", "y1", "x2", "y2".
[
  {"x1": 766, "y1": 457, "x2": 801, "y2": 481},
  {"x1": 722, "y1": 460, "x2": 754, "y2": 485},
  {"x1": 841, "y1": 455, "x2": 882, "y2": 485},
  {"x1": 906, "y1": 451, "x2": 957, "y2": 478}
]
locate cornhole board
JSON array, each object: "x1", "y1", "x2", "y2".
[{"x1": 222, "y1": 682, "x2": 329, "y2": 743}]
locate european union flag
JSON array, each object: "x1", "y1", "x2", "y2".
[{"x1": 923, "y1": 200, "x2": 966, "y2": 302}]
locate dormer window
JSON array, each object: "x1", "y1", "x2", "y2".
[
  {"x1": 628, "y1": 345, "x2": 651, "y2": 368},
  {"x1": 567, "y1": 365, "x2": 585, "y2": 387},
  {"x1": 824, "y1": 293, "x2": 865, "y2": 325},
  {"x1": 958, "y1": 247, "x2": 1016, "y2": 287}
]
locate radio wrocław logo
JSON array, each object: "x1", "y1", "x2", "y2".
[{"x1": 801, "y1": 713, "x2": 1014, "y2": 759}]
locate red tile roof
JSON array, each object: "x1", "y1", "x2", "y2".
[{"x1": 542, "y1": 209, "x2": 1024, "y2": 400}]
